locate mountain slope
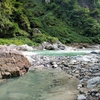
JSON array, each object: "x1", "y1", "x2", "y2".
[
  {"x1": 23, "y1": 0, "x2": 100, "y2": 44},
  {"x1": 0, "y1": 0, "x2": 100, "y2": 45}
]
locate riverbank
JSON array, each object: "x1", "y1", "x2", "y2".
[
  {"x1": 0, "y1": 44, "x2": 100, "y2": 100},
  {"x1": 23, "y1": 51, "x2": 100, "y2": 100}
]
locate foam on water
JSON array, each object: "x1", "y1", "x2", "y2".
[{"x1": 22, "y1": 49, "x2": 100, "y2": 57}]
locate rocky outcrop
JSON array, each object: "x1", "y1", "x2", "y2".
[
  {"x1": 45, "y1": 44, "x2": 55, "y2": 50},
  {"x1": 9, "y1": 44, "x2": 34, "y2": 51},
  {"x1": 38, "y1": 41, "x2": 69, "y2": 50},
  {"x1": 72, "y1": 43, "x2": 89, "y2": 49},
  {"x1": 0, "y1": 46, "x2": 31, "y2": 79}
]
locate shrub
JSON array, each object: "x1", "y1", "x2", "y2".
[{"x1": 32, "y1": 34, "x2": 58, "y2": 44}]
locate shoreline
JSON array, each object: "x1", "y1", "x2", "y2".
[
  {"x1": 23, "y1": 51, "x2": 100, "y2": 100},
  {"x1": 0, "y1": 44, "x2": 100, "y2": 100}
]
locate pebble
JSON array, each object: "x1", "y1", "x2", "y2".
[
  {"x1": 77, "y1": 95, "x2": 86, "y2": 100},
  {"x1": 95, "y1": 93, "x2": 100, "y2": 97},
  {"x1": 78, "y1": 84, "x2": 82, "y2": 88},
  {"x1": 75, "y1": 70, "x2": 80, "y2": 74}
]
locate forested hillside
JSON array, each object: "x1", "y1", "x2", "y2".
[{"x1": 0, "y1": 0, "x2": 100, "y2": 45}]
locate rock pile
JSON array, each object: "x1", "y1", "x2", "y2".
[{"x1": 0, "y1": 46, "x2": 31, "y2": 79}]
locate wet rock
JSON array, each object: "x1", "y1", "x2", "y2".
[
  {"x1": 57, "y1": 44, "x2": 66, "y2": 50},
  {"x1": 0, "y1": 46, "x2": 31, "y2": 79},
  {"x1": 17, "y1": 44, "x2": 33, "y2": 51},
  {"x1": 1, "y1": 72, "x2": 11, "y2": 78},
  {"x1": 87, "y1": 77, "x2": 100, "y2": 88},
  {"x1": 51, "y1": 62, "x2": 58, "y2": 68},
  {"x1": 77, "y1": 94, "x2": 86, "y2": 100},
  {"x1": 79, "y1": 90, "x2": 85, "y2": 94},
  {"x1": 78, "y1": 84, "x2": 83, "y2": 88},
  {"x1": 31, "y1": 65, "x2": 45, "y2": 70},
  {"x1": 86, "y1": 89, "x2": 100, "y2": 100},
  {"x1": 75, "y1": 70, "x2": 80, "y2": 74},
  {"x1": 95, "y1": 93, "x2": 100, "y2": 97},
  {"x1": 91, "y1": 51, "x2": 98, "y2": 54},
  {"x1": 90, "y1": 89, "x2": 98, "y2": 95},
  {"x1": 45, "y1": 44, "x2": 55, "y2": 50}
]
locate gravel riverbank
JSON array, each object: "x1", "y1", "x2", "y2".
[
  {"x1": 0, "y1": 44, "x2": 100, "y2": 100},
  {"x1": 23, "y1": 52, "x2": 100, "y2": 100}
]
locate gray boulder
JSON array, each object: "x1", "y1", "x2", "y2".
[
  {"x1": 45, "y1": 44, "x2": 55, "y2": 50},
  {"x1": 17, "y1": 44, "x2": 33, "y2": 51},
  {"x1": 87, "y1": 77, "x2": 100, "y2": 88}
]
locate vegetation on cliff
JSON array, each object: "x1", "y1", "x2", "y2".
[{"x1": 0, "y1": 0, "x2": 100, "y2": 45}]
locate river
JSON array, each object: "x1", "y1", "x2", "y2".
[
  {"x1": 0, "y1": 49, "x2": 100, "y2": 100},
  {"x1": 0, "y1": 69, "x2": 78, "y2": 100}
]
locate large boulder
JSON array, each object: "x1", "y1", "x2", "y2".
[
  {"x1": 0, "y1": 46, "x2": 31, "y2": 79},
  {"x1": 41, "y1": 41, "x2": 67, "y2": 50},
  {"x1": 16, "y1": 44, "x2": 34, "y2": 51},
  {"x1": 87, "y1": 77, "x2": 100, "y2": 88},
  {"x1": 45, "y1": 44, "x2": 55, "y2": 50}
]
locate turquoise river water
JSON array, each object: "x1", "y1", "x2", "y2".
[
  {"x1": 32, "y1": 50, "x2": 89, "y2": 56},
  {"x1": 0, "y1": 50, "x2": 92, "y2": 100},
  {"x1": 0, "y1": 69, "x2": 78, "y2": 100}
]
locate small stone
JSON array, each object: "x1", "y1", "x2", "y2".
[
  {"x1": 34, "y1": 65, "x2": 45, "y2": 70},
  {"x1": 1, "y1": 72, "x2": 11, "y2": 78},
  {"x1": 77, "y1": 95, "x2": 86, "y2": 100},
  {"x1": 52, "y1": 62, "x2": 58, "y2": 68},
  {"x1": 91, "y1": 89, "x2": 98, "y2": 93},
  {"x1": 79, "y1": 90, "x2": 84, "y2": 94},
  {"x1": 75, "y1": 73, "x2": 79, "y2": 78},
  {"x1": 95, "y1": 93, "x2": 100, "y2": 97},
  {"x1": 0, "y1": 73, "x2": 2, "y2": 79},
  {"x1": 78, "y1": 84, "x2": 82, "y2": 88},
  {"x1": 75, "y1": 70, "x2": 80, "y2": 74},
  {"x1": 86, "y1": 72, "x2": 91, "y2": 76},
  {"x1": 77, "y1": 87, "x2": 80, "y2": 90}
]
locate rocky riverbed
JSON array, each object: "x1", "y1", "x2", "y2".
[
  {"x1": 23, "y1": 52, "x2": 100, "y2": 100},
  {"x1": 0, "y1": 43, "x2": 100, "y2": 100}
]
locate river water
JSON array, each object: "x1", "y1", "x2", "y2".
[
  {"x1": 0, "y1": 49, "x2": 99, "y2": 100},
  {"x1": 0, "y1": 69, "x2": 78, "y2": 100},
  {"x1": 26, "y1": 49, "x2": 92, "y2": 56}
]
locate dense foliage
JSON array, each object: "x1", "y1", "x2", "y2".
[{"x1": 0, "y1": 0, "x2": 100, "y2": 45}]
